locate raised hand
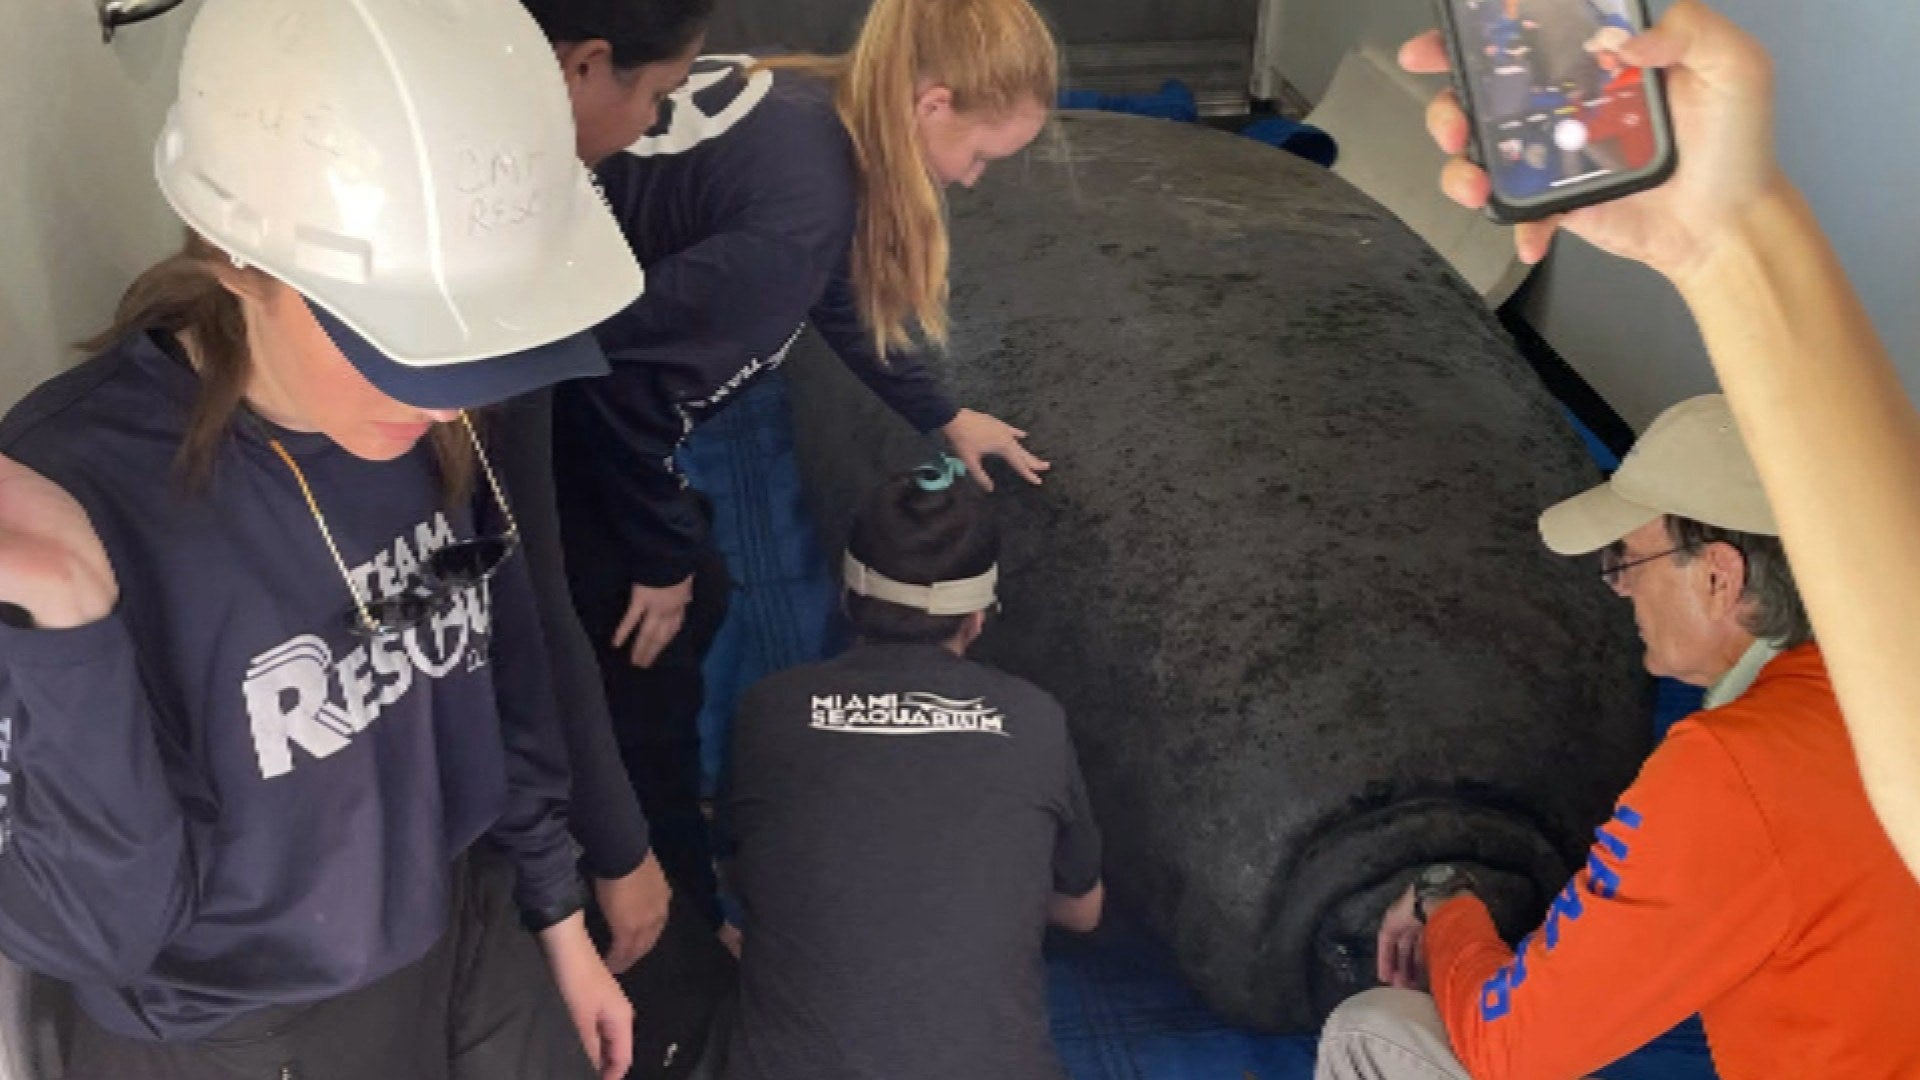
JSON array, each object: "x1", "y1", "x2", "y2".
[
  {"x1": 0, "y1": 454, "x2": 117, "y2": 629},
  {"x1": 1402, "y1": 0, "x2": 1786, "y2": 280}
]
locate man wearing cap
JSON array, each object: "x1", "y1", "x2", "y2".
[
  {"x1": 1316, "y1": 396, "x2": 1920, "y2": 1079},
  {"x1": 704, "y1": 461, "x2": 1103, "y2": 1080}
]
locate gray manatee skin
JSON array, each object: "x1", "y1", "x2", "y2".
[{"x1": 784, "y1": 112, "x2": 1650, "y2": 1033}]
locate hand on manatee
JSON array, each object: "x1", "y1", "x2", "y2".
[
  {"x1": 1375, "y1": 885, "x2": 1430, "y2": 992},
  {"x1": 943, "y1": 408, "x2": 1051, "y2": 493}
]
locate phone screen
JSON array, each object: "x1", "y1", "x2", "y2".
[{"x1": 1450, "y1": 0, "x2": 1666, "y2": 208}]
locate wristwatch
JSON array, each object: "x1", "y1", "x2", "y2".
[{"x1": 1413, "y1": 864, "x2": 1478, "y2": 924}]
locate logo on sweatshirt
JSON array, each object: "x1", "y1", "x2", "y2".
[
  {"x1": 629, "y1": 55, "x2": 772, "y2": 158},
  {"x1": 810, "y1": 693, "x2": 1010, "y2": 737},
  {"x1": 241, "y1": 513, "x2": 494, "y2": 780},
  {"x1": 1480, "y1": 803, "x2": 1644, "y2": 1022},
  {"x1": 0, "y1": 713, "x2": 14, "y2": 854}
]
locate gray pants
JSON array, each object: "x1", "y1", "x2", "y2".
[
  {"x1": 63, "y1": 850, "x2": 592, "y2": 1080},
  {"x1": 1317, "y1": 989, "x2": 1599, "y2": 1080}
]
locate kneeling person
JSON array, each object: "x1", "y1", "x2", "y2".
[
  {"x1": 714, "y1": 458, "x2": 1103, "y2": 1080},
  {"x1": 1319, "y1": 396, "x2": 1920, "y2": 1079}
]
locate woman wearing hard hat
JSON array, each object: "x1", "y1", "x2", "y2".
[
  {"x1": 523, "y1": 0, "x2": 1060, "y2": 930},
  {"x1": 0, "y1": 1, "x2": 639, "y2": 1077}
]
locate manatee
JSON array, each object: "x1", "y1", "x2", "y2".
[{"x1": 784, "y1": 111, "x2": 1649, "y2": 1032}]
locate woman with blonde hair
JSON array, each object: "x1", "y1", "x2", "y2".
[{"x1": 546, "y1": 0, "x2": 1061, "y2": 928}]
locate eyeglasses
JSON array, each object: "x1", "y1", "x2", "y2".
[
  {"x1": 1599, "y1": 544, "x2": 1692, "y2": 590},
  {"x1": 271, "y1": 412, "x2": 520, "y2": 639}
]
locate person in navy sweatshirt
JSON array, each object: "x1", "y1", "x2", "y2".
[
  {"x1": 0, "y1": 0, "x2": 642, "y2": 1076},
  {"x1": 488, "y1": 0, "x2": 717, "y2": 986},
  {"x1": 534, "y1": 0, "x2": 1063, "y2": 927}
]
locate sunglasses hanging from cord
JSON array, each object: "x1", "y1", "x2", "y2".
[{"x1": 270, "y1": 413, "x2": 520, "y2": 639}]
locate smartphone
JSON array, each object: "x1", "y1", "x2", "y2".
[{"x1": 1436, "y1": 0, "x2": 1677, "y2": 223}]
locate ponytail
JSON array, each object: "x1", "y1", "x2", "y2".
[
  {"x1": 763, "y1": 0, "x2": 1058, "y2": 356},
  {"x1": 845, "y1": 462, "x2": 1000, "y2": 644}
]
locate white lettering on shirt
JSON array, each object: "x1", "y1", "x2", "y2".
[
  {"x1": 809, "y1": 693, "x2": 1010, "y2": 737},
  {"x1": 242, "y1": 512, "x2": 492, "y2": 779}
]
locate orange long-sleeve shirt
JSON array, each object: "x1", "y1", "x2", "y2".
[{"x1": 1425, "y1": 645, "x2": 1920, "y2": 1079}]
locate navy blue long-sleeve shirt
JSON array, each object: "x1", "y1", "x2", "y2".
[
  {"x1": 554, "y1": 57, "x2": 960, "y2": 588},
  {"x1": 0, "y1": 332, "x2": 581, "y2": 1040},
  {"x1": 493, "y1": 390, "x2": 651, "y2": 880}
]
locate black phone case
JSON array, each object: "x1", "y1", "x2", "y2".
[{"x1": 1433, "y1": 0, "x2": 1678, "y2": 224}]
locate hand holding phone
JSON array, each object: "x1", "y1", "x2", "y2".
[
  {"x1": 1434, "y1": 0, "x2": 1677, "y2": 223},
  {"x1": 1406, "y1": 0, "x2": 1785, "y2": 277}
]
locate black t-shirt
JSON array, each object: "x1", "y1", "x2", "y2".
[{"x1": 721, "y1": 644, "x2": 1101, "y2": 1080}]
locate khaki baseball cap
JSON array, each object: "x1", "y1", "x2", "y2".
[{"x1": 1539, "y1": 395, "x2": 1778, "y2": 556}]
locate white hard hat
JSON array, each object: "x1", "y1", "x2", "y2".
[{"x1": 155, "y1": 0, "x2": 643, "y2": 407}]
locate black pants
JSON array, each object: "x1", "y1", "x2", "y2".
[
  {"x1": 64, "y1": 850, "x2": 591, "y2": 1080},
  {"x1": 570, "y1": 527, "x2": 734, "y2": 929},
  {"x1": 612, "y1": 891, "x2": 739, "y2": 1079}
]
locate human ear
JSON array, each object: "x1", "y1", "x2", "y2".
[
  {"x1": 916, "y1": 83, "x2": 955, "y2": 119},
  {"x1": 553, "y1": 39, "x2": 613, "y2": 82},
  {"x1": 208, "y1": 253, "x2": 277, "y2": 307},
  {"x1": 1706, "y1": 542, "x2": 1748, "y2": 611}
]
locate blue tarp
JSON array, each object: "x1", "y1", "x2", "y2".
[
  {"x1": 1059, "y1": 80, "x2": 1202, "y2": 124},
  {"x1": 1238, "y1": 116, "x2": 1339, "y2": 169},
  {"x1": 677, "y1": 370, "x2": 846, "y2": 795},
  {"x1": 1057, "y1": 79, "x2": 1339, "y2": 168}
]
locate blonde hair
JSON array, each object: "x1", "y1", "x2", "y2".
[
  {"x1": 764, "y1": 0, "x2": 1058, "y2": 356},
  {"x1": 83, "y1": 231, "x2": 473, "y2": 498}
]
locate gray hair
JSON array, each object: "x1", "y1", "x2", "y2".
[{"x1": 1665, "y1": 517, "x2": 1814, "y2": 649}]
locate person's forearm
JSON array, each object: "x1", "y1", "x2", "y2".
[
  {"x1": 1048, "y1": 882, "x2": 1104, "y2": 934},
  {"x1": 539, "y1": 911, "x2": 599, "y2": 969},
  {"x1": 488, "y1": 395, "x2": 652, "y2": 879},
  {"x1": 0, "y1": 616, "x2": 196, "y2": 983},
  {"x1": 1673, "y1": 184, "x2": 1920, "y2": 876},
  {"x1": 554, "y1": 379, "x2": 707, "y2": 588}
]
